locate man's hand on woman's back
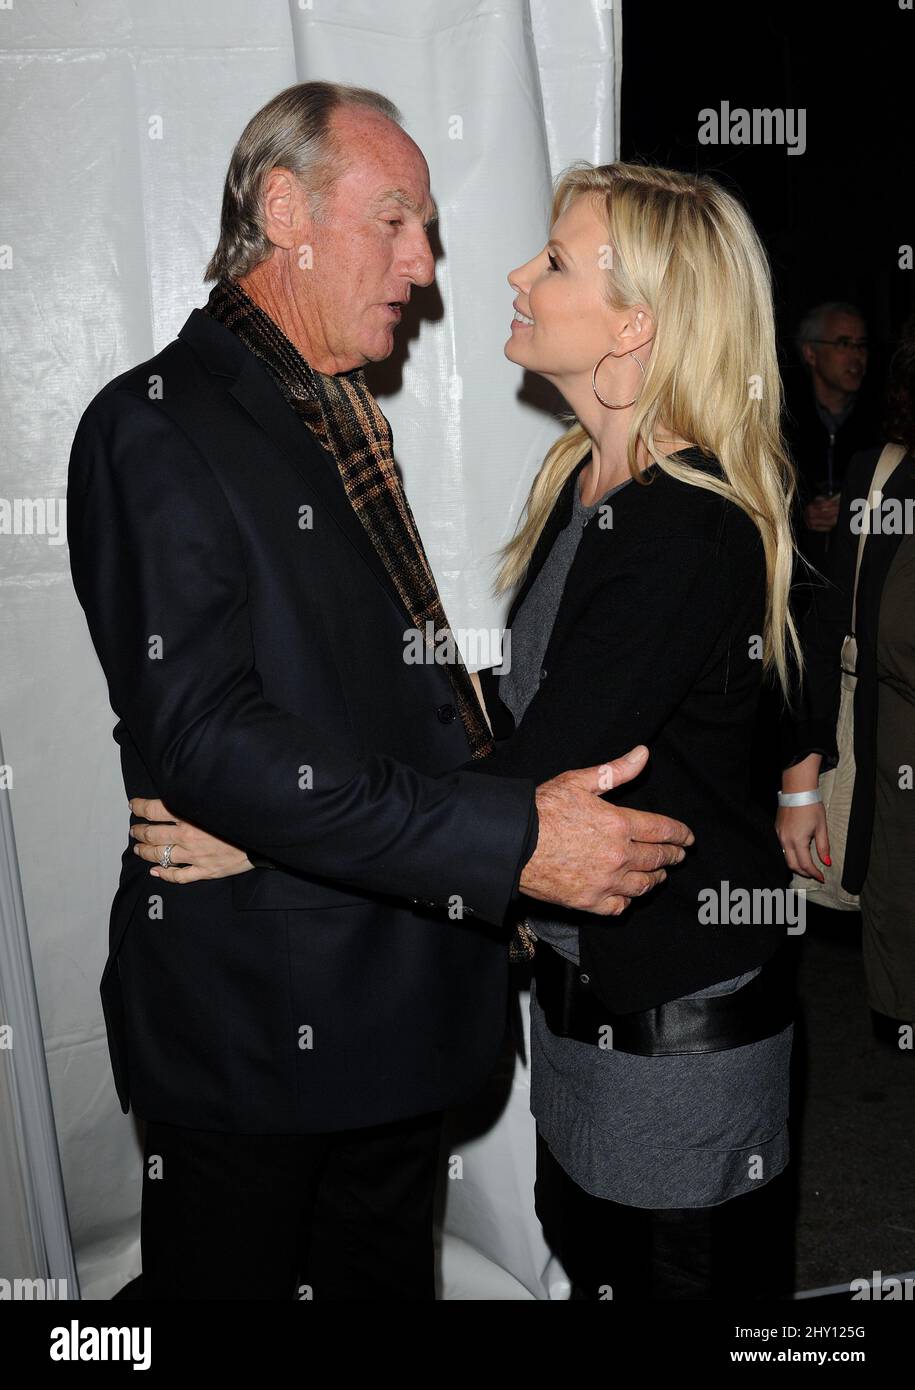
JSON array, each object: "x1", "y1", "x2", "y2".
[{"x1": 520, "y1": 745, "x2": 694, "y2": 917}]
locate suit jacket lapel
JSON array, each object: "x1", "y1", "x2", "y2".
[{"x1": 179, "y1": 309, "x2": 419, "y2": 629}]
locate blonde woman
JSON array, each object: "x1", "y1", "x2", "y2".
[
  {"x1": 474, "y1": 161, "x2": 803, "y2": 1300},
  {"x1": 131, "y1": 162, "x2": 802, "y2": 1300}
]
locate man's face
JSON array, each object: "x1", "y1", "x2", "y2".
[
  {"x1": 804, "y1": 311, "x2": 868, "y2": 395},
  {"x1": 298, "y1": 109, "x2": 437, "y2": 370}
]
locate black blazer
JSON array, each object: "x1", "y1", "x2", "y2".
[
  {"x1": 785, "y1": 443, "x2": 915, "y2": 893},
  {"x1": 469, "y1": 450, "x2": 790, "y2": 1014},
  {"x1": 66, "y1": 307, "x2": 535, "y2": 1133}
]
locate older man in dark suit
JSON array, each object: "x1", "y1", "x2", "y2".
[{"x1": 67, "y1": 80, "x2": 692, "y2": 1300}]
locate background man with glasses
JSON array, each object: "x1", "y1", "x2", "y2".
[{"x1": 785, "y1": 300, "x2": 881, "y2": 572}]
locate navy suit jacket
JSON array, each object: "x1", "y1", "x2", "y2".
[{"x1": 67, "y1": 307, "x2": 535, "y2": 1132}]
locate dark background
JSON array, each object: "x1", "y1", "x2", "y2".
[{"x1": 621, "y1": 0, "x2": 914, "y2": 407}]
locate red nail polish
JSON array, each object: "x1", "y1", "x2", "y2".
[{"x1": 822, "y1": 854, "x2": 832, "y2": 866}]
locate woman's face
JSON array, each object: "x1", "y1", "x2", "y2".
[{"x1": 505, "y1": 194, "x2": 626, "y2": 385}]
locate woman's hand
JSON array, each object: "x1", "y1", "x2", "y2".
[
  {"x1": 776, "y1": 801, "x2": 831, "y2": 884},
  {"x1": 128, "y1": 797, "x2": 254, "y2": 885}
]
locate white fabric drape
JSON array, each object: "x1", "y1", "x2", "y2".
[
  {"x1": 0, "y1": 732, "x2": 80, "y2": 1299},
  {"x1": 0, "y1": 0, "x2": 620, "y2": 1299}
]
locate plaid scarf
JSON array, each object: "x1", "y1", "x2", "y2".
[{"x1": 204, "y1": 276, "x2": 535, "y2": 960}]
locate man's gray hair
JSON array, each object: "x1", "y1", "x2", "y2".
[
  {"x1": 795, "y1": 300, "x2": 866, "y2": 363},
  {"x1": 205, "y1": 81, "x2": 402, "y2": 282}
]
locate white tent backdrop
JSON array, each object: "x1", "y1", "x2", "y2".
[{"x1": 0, "y1": 0, "x2": 620, "y2": 1299}]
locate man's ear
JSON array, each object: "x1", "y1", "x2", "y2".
[
  {"x1": 800, "y1": 342, "x2": 816, "y2": 371},
  {"x1": 260, "y1": 167, "x2": 304, "y2": 251}
]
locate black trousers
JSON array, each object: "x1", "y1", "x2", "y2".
[
  {"x1": 139, "y1": 1110, "x2": 444, "y2": 1300},
  {"x1": 534, "y1": 1130, "x2": 793, "y2": 1301}
]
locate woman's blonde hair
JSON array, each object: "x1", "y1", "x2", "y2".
[{"x1": 497, "y1": 161, "x2": 801, "y2": 697}]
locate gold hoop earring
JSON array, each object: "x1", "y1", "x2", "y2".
[{"x1": 591, "y1": 350, "x2": 646, "y2": 410}]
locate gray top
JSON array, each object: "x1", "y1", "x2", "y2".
[
  {"x1": 500, "y1": 474, "x2": 628, "y2": 963},
  {"x1": 501, "y1": 461, "x2": 793, "y2": 1208}
]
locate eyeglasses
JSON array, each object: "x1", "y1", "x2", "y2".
[{"x1": 808, "y1": 337, "x2": 869, "y2": 352}]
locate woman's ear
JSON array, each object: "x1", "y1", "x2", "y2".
[{"x1": 619, "y1": 306, "x2": 655, "y2": 354}]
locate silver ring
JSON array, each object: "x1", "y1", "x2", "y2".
[{"x1": 161, "y1": 843, "x2": 174, "y2": 869}]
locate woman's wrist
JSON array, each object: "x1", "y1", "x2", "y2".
[{"x1": 781, "y1": 751, "x2": 823, "y2": 793}]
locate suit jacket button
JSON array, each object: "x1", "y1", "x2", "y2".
[
  {"x1": 436, "y1": 703, "x2": 456, "y2": 723},
  {"x1": 579, "y1": 973, "x2": 590, "y2": 985},
  {"x1": 539, "y1": 667, "x2": 547, "y2": 681}
]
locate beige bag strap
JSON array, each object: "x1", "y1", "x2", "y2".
[{"x1": 841, "y1": 444, "x2": 908, "y2": 675}]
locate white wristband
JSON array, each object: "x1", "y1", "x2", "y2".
[{"x1": 778, "y1": 789, "x2": 823, "y2": 807}]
